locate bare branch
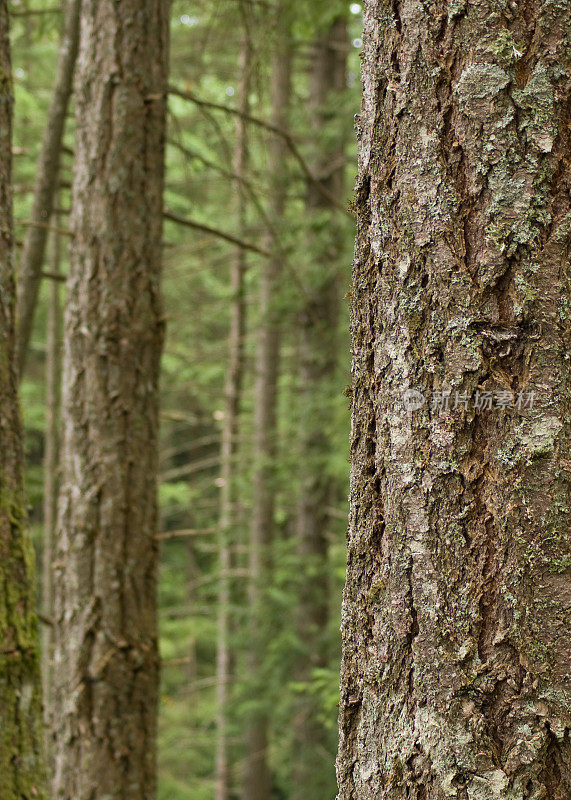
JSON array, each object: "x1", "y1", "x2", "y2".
[
  {"x1": 168, "y1": 86, "x2": 350, "y2": 215},
  {"x1": 163, "y1": 208, "x2": 269, "y2": 257},
  {"x1": 157, "y1": 528, "x2": 216, "y2": 541}
]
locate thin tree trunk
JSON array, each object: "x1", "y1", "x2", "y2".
[
  {"x1": 337, "y1": 2, "x2": 571, "y2": 799},
  {"x1": 243, "y1": 8, "x2": 291, "y2": 800},
  {"x1": 52, "y1": 2, "x2": 170, "y2": 798},
  {"x1": 216, "y1": 21, "x2": 252, "y2": 800},
  {"x1": 185, "y1": 537, "x2": 199, "y2": 707},
  {"x1": 16, "y1": 0, "x2": 80, "y2": 376},
  {"x1": 0, "y1": 3, "x2": 46, "y2": 796},
  {"x1": 291, "y1": 16, "x2": 348, "y2": 800},
  {"x1": 41, "y1": 208, "x2": 63, "y2": 766}
]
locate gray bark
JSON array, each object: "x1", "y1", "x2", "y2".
[
  {"x1": 41, "y1": 215, "x2": 63, "y2": 767},
  {"x1": 52, "y1": 1, "x2": 170, "y2": 798},
  {"x1": 337, "y1": 2, "x2": 571, "y2": 799}
]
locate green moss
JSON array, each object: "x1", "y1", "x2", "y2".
[
  {"x1": 367, "y1": 579, "x2": 387, "y2": 604},
  {"x1": 490, "y1": 29, "x2": 525, "y2": 71},
  {"x1": 548, "y1": 554, "x2": 571, "y2": 573},
  {"x1": 528, "y1": 640, "x2": 549, "y2": 663}
]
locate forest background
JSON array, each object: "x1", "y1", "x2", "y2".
[{"x1": 11, "y1": 1, "x2": 362, "y2": 798}]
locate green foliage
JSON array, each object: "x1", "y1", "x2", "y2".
[{"x1": 13, "y1": 0, "x2": 361, "y2": 797}]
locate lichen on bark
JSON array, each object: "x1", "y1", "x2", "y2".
[{"x1": 337, "y1": 1, "x2": 571, "y2": 798}]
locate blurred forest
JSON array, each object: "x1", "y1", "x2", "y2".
[{"x1": 11, "y1": 1, "x2": 362, "y2": 798}]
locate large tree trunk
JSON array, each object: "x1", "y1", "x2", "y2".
[
  {"x1": 16, "y1": 0, "x2": 81, "y2": 376},
  {"x1": 215, "y1": 22, "x2": 252, "y2": 800},
  {"x1": 337, "y1": 2, "x2": 570, "y2": 799},
  {"x1": 52, "y1": 2, "x2": 170, "y2": 799},
  {"x1": 291, "y1": 16, "x2": 348, "y2": 800},
  {"x1": 243, "y1": 8, "x2": 291, "y2": 800},
  {"x1": 0, "y1": 3, "x2": 46, "y2": 796}
]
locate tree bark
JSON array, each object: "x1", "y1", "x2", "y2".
[
  {"x1": 337, "y1": 2, "x2": 571, "y2": 799},
  {"x1": 16, "y1": 0, "x2": 81, "y2": 376},
  {"x1": 41, "y1": 211, "x2": 63, "y2": 768},
  {"x1": 52, "y1": 2, "x2": 170, "y2": 799},
  {"x1": 0, "y1": 3, "x2": 46, "y2": 796},
  {"x1": 216, "y1": 21, "x2": 252, "y2": 800},
  {"x1": 243, "y1": 8, "x2": 291, "y2": 800},
  {"x1": 291, "y1": 15, "x2": 348, "y2": 800}
]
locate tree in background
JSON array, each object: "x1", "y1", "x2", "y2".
[
  {"x1": 291, "y1": 15, "x2": 349, "y2": 800},
  {"x1": 41, "y1": 211, "x2": 63, "y2": 760},
  {"x1": 215, "y1": 5, "x2": 253, "y2": 799},
  {"x1": 16, "y1": 0, "x2": 81, "y2": 376},
  {"x1": 243, "y1": 5, "x2": 292, "y2": 799},
  {"x1": 0, "y1": 1, "x2": 46, "y2": 796},
  {"x1": 337, "y1": 1, "x2": 570, "y2": 798},
  {"x1": 52, "y1": 0, "x2": 170, "y2": 798},
  {"x1": 9, "y1": 2, "x2": 362, "y2": 798}
]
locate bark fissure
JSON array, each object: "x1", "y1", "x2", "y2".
[
  {"x1": 52, "y1": 1, "x2": 169, "y2": 798},
  {"x1": 337, "y1": 1, "x2": 570, "y2": 798}
]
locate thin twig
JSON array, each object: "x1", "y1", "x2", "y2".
[
  {"x1": 11, "y1": 6, "x2": 62, "y2": 16},
  {"x1": 163, "y1": 208, "x2": 269, "y2": 257},
  {"x1": 168, "y1": 86, "x2": 350, "y2": 215},
  {"x1": 157, "y1": 528, "x2": 216, "y2": 541},
  {"x1": 15, "y1": 219, "x2": 72, "y2": 237},
  {"x1": 42, "y1": 270, "x2": 67, "y2": 282}
]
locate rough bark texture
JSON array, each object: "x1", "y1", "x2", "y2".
[
  {"x1": 216, "y1": 24, "x2": 251, "y2": 800},
  {"x1": 291, "y1": 16, "x2": 348, "y2": 800},
  {"x1": 16, "y1": 0, "x2": 81, "y2": 376},
  {"x1": 243, "y1": 9, "x2": 291, "y2": 800},
  {"x1": 337, "y1": 2, "x2": 570, "y2": 799},
  {"x1": 0, "y1": 2, "x2": 46, "y2": 796},
  {"x1": 52, "y1": 2, "x2": 169, "y2": 799},
  {"x1": 42, "y1": 220, "x2": 63, "y2": 765}
]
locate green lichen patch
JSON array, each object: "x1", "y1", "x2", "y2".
[
  {"x1": 513, "y1": 64, "x2": 557, "y2": 153},
  {"x1": 455, "y1": 63, "x2": 510, "y2": 113}
]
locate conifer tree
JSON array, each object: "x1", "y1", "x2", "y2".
[
  {"x1": 52, "y1": 1, "x2": 170, "y2": 798},
  {"x1": 337, "y1": 2, "x2": 571, "y2": 798}
]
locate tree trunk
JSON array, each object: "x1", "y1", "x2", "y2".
[
  {"x1": 42, "y1": 214, "x2": 63, "y2": 767},
  {"x1": 216, "y1": 22, "x2": 252, "y2": 800},
  {"x1": 16, "y1": 0, "x2": 81, "y2": 376},
  {"x1": 243, "y1": 8, "x2": 291, "y2": 800},
  {"x1": 337, "y1": 3, "x2": 571, "y2": 799},
  {"x1": 291, "y1": 16, "x2": 348, "y2": 800},
  {"x1": 0, "y1": 3, "x2": 46, "y2": 796},
  {"x1": 52, "y1": 2, "x2": 170, "y2": 799}
]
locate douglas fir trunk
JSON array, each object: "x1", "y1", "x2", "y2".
[
  {"x1": 52, "y1": 2, "x2": 169, "y2": 799},
  {"x1": 337, "y1": 1, "x2": 570, "y2": 799}
]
